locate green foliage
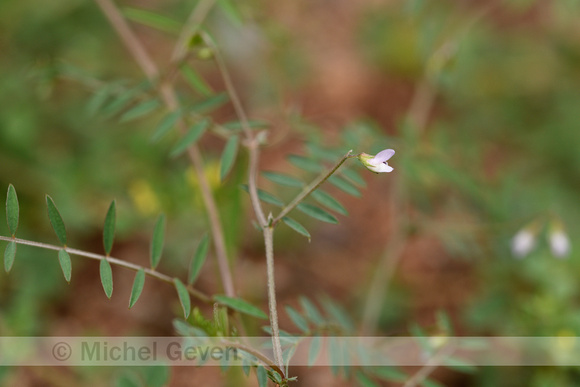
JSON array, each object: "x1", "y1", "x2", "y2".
[
  {"x1": 220, "y1": 135, "x2": 239, "y2": 181},
  {"x1": 128, "y1": 269, "x2": 146, "y2": 308},
  {"x1": 188, "y1": 234, "x2": 210, "y2": 285},
  {"x1": 170, "y1": 119, "x2": 210, "y2": 158},
  {"x1": 214, "y1": 295, "x2": 268, "y2": 319},
  {"x1": 310, "y1": 190, "x2": 348, "y2": 216},
  {"x1": 100, "y1": 259, "x2": 113, "y2": 299},
  {"x1": 262, "y1": 171, "x2": 304, "y2": 187},
  {"x1": 173, "y1": 278, "x2": 191, "y2": 319},
  {"x1": 103, "y1": 200, "x2": 116, "y2": 256},
  {"x1": 281, "y1": 217, "x2": 311, "y2": 241},
  {"x1": 150, "y1": 214, "x2": 166, "y2": 269},
  {"x1": 6, "y1": 184, "x2": 19, "y2": 236},
  {"x1": 46, "y1": 196, "x2": 67, "y2": 246},
  {"x1": 240, "y1": 185, "x2": 284, "y2": 207},
  {"x1": 58, "y1": 249, "x2": 72, "y2": 283},
  {"x1": 4, "y1": 241, "x2": 16, "y2": 273},
  {"x1": 296, "y1": 203, "x2": 339, "y2": 224},
  {"x1": 151, "y1": 111, "x2": 181, "y2": 142},
  {"x1": 119, "y1": 99, "x2": 161, "y2": 123}
]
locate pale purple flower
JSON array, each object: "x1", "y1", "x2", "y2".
[
  {"x1": 549, "y1": 230, "x2": 571, "y2": 258},
  {"x1": 511, "y1": 229, "x2": 536, "y2": 259},
  {"x1": 358, "y1": 149, "x2": 395, "y2": 173}
]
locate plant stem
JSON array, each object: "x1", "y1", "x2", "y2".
[
  {"x1": 272, "y1": 150, "x2": 354, "y2": 226},
  {"x1": 0, "y1": 235, "x2": 211, "y2": 302},
  {"x1": 262, "y1": 225, "x2": 284, "y2": 371},
  {"x1": 203, "y1": 32, "x2": 267, "y2": 227},
  {"x1": 93, "y1": 0, "x2": 236, "y2": 298}
]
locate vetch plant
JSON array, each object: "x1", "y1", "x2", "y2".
[{"x1": 0, "y1": 1, "x2": 486, "y2": 386}]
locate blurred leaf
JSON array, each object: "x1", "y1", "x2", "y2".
[
  {"x1": 115, "y1": 372, "x2": 142, "y2": 387},
  {"x1": 328, "y1": 176, "x2": 361, "y2": 197},
  {"x1": 443, "y1": 356, "x2": 477, "y2": 374},
  {"x1": 180, "y1": 65, "x2": 213, "y2": 97},
  {"x1": 222, "y1": 120, "x2": 269, "y2": 131},
  {"x1": 372, "y1": 367, "x2": 408, "y2": 382},
  {"x1": 141, "y1": 366, "x2": 170, "y2": 387},
  {"x1": 103, "y1": 83, "x2": 150, "y2": 118},
  {"x1": 282, "y1": 217, "x2": 311, "y2": 240},
  {"x1": 214, "y1": 295, "x2": 267, "y2": 319},
  {"x1": 123, "y1": 7, "x2": 181, "y2": 34},
  {"x1": 356, "y1": 371, "x2": 379, "y2": 387},
  {"x1": 119, "y1": 99, "x2": 161, "y2": 123},
  {"x1": 421, "y1": 379, "x2": 445, "y2": 387},
  {"x1": 86, "y1": 86, "x2": 111, "y2": 117},
  {"x1": 4, "y1": 241, "x2": 16, "y2": 273},
  {"x1": 6, "y1": 184, "x2": 19, "y2": 236},
  {"x1": 173, "y1": 318, "x2": 207, "y2": 336},
  {"x1": 287, "y1": 154, "x2": 322, "y2": 173},
  {"x1": 150, "y1": 214, "x2": 166, "y2": 269},
  {"x1": 262, "y1": 171, "x2": 304, "y2": 187},
  {"x1": 218, "y1": 0, "x2": 244, "y2": 26},
  {"x1": 320, "y1": 296, "x2": 354, "y2": 332},
  {"x1": 100, "y1": 259, "x2": 113, "y2": 299},
  {"x1": 311, "y1": 190, "x2": 348, "y2": 215},
  {"x1": 341, "y1": 168, "x2": 367, "y2": 187},
  {"x1": 129, "y1": 269, "x2": 146, "y2": 308},
  {"x1": 174, "y1": 278, "x2": 191, "y2": 319},
  {"x1": 58, "y1": 249, "x2": 72, "y2": 283},
  {"x1": 308, "y1": 336, "x2": 322, "y2": 366},
  {"x1": 299, "y1": 296, "x2": 324, "y2": 325},
  {"x1": 190, "y1": 93, "x2": 228, "y2": 113},
  {"x1": 188, "y1": 234, "x2": 209, "y2": 285},
  {"x1": 285, "y1": 305, "x2": 309, "y2": 333},
  {"x1": 297, "y1": 203, "x2": 338, "y2": 224},
  {"x1": 219, "y1": 135, "x2": 239, "y2": 181},
  {"x1": 436, "y1": 310, "x2": 453, "y2": 335},
  {"x1": 256, "y1": 366, "x2": 268, "y2": 387},
  {"x1": 170, "y1": 119, "x2": 210, "y2": 158},
  {"x1": 103, "y1": 200, "x2": 116, "y2": 255},
  {"x1": 151, "y1": 111, "x2": 181, "y2": 142},
  {"x1": 240, "y1": 185, "x2": 284, "y2": 207},
  {"x1": 46, "y1": 195, "x2": 67, "y2": 245}
]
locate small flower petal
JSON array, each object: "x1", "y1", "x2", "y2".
[
  {"x1": 549, "y1": 231, "x2": 571, "y2": 258},
  {"x1": 371, "y1": 149, "x2": 395, "y2": 164},
  {"x1": 511, "y1": 230, "x2": 536, "y2": 258}
]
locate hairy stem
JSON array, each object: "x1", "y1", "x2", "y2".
[
  {"x1": 93, "y1": 0, "x2": 235, "y2": 297},
  {"x1": 272, "y1": 150, "x2": 354, "y2": 226},
  {"x1": 262, "y1": 226, "x2": 284, "y2": 371},
  {"x1": 0, "y1": 235, "x2": 210, "y2": 302}
]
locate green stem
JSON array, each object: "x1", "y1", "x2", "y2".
[{"x1": 272, "y1": 150, "x2": 354, "y2": 226}]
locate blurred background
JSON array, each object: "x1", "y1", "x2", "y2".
[{"x1": 1, "y1": 0, "x2": 580, "y2": 385}]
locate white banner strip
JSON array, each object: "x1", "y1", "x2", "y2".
[{"x1": 0, "y1": 336, "x2": 578, "y2": 366}]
